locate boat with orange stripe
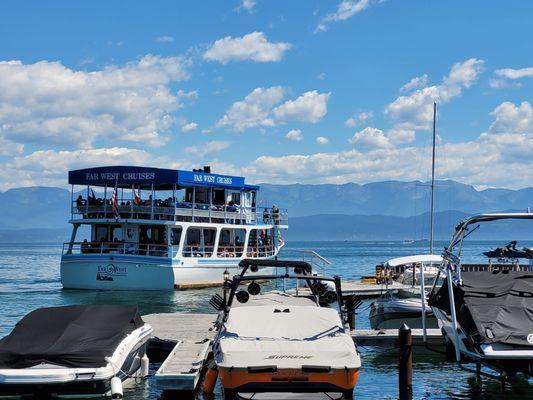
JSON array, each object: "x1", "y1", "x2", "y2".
[{"x1": 208, "y1": 259, "x2": 361, "y2": 399}]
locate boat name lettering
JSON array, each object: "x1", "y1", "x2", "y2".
[
  {"x1": 264, "y1": 355, "x2": 313, "y2": 359},
  {"x1": 193, "y1": 173, "x2": 233, "y2": 185},
  {"x1": 85, "y1": 172, "x2": 156, "y2": 181}
]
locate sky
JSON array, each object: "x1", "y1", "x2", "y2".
[{"x1": 0, "y1": 0, "x2": 532, "y2": 190}]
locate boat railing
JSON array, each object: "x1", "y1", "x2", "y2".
[
  {"x1": 63, "y1": 242, "x2": 278, "y2": 259},
  {"x1": 70, "y1": 202, "x2": 288, "y2": 226},
  {"x1": 63, "y1": 241, "x2": 175, "y2": 258},
  {"x1": 295, "y1": 249, "x2": 332, "y2": 275}
]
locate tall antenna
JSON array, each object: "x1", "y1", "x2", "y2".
[{"x1": 429, "y1": 102, "x2": 437, "y2": 254}]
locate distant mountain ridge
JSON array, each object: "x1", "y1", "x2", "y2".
[
  {"x1": 259, "y1": 180, "x2": 533, "y2": 217},
  {"x1": 0, "y1": 180, "x2": 531, "y2": 241}
]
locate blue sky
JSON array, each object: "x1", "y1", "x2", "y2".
[{"x1": 0, "y1": 0, "x2": 532, "y2": 189}]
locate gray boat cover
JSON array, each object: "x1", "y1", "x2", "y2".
[
  {"x1": 216, "y1": 305, "x2": 360, "y2": 370},
  {"x1": 431, "y1": 271, "x2": 533, "y2": 347},
  {"x1": 0, "y1": 304, "x2": 144, "y2": 369}
]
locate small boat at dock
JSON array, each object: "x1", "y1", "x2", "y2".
[
  {"x1": 429, "y1": 213, "x2": 533, "y2": 377},
  {"x1": 210, "y1": 259, "x2": 361, "y2": 399},
  {"x1": 0, "y1": 305, "x2": 152, "y2": 399}
]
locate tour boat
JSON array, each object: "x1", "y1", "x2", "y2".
[
  {"x1": 428, "y1": 213, "x2": 533, "y2": 376},
  {"x1": 211, "y1": 259, "x2": 361, "y2": 399},
  {"x1": 61, "y1": 166, "x2": 288, "y2": 290},
  {"x1": 0, "y1": 305, "x2": 152, "y2": 399}
]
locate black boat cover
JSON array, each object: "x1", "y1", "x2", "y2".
[
  {"x1": 430, "y1": 271, "x2": 533, "y2": 347},
  {"x1": 0, "y1": 304, "x2": 144, "y2": 369}
]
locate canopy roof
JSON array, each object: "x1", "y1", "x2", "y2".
[
  {"x1": 385, "y1": 254, "x2": 442, "y2": 267},
  {"x1": 68, "y1": 166, "x2": 259, "y2": 191}
]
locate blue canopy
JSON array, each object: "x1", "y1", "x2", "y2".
[{"x1": 68, "y1": 166, "x2": 258, "y2": 190}]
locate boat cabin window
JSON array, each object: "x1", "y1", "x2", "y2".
[
  {"x1": 171, "y1": 227, "x2": 182, "y2": 245},
  {"x1": 94, "y1": 225, "x2": 109, "y2": 242},
  {"x1": 247, "y1": 228, "x2": 274, "y2": 257},
  {"x1": 218, "y1": 228, "x2": 245, "y2": 257},
  {"x1": 228, "y1": 192, "x2": 241, "y2": 205},
  {"x1": 212, "y1": 189, "x2": 225, "y2": 205},
  {"x1": 183, "y1": 227, "x2": 216, "y2": 257}
]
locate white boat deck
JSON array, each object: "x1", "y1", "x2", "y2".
[{"x1": 143, "y1": 313, "x2": 217, "y2": 392}]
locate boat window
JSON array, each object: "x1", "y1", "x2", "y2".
[
  {"x1": 212, "y1": 189, "x2": 225, "y2": 205},
  {"x1": 110, "y1": 225, "x2": 122, "y2": 242},
  {"x1": 246, "y1": 228, "x2": 275, "y2": 258},
  {"x1": 171, "y1": 227, "x2": 182, "y2": 245},
  {"x1": 183, "y1": 227, "x2": 216, "y2": 257},
  {"x1": 94, "y1": 225, "x2": 109, "y2": 242},
  {"x1": 217, "y1": 228, "x2": 245, "y2": 257}
]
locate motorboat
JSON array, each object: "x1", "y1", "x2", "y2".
[
  {"x1": 392, "y1": 254, "x2": 442, "y2": 286},
  {"x1": 428, "y1": 213, "x2": 533, "y2": 376},
  {"x1": 0, "y1": 304, "x2": 153, "y2": 398},
  {"x1": 210, "y1": 259, "x2": 361, "y2": 399},
  {"x1": 369, "y1": 292, "x2": 438, "y2": 330},
  {"x1": 483, "y1": 241, "x2": 533, "y2": 260}
]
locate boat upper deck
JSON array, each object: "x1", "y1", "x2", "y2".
[{"x1": 68, "y1": 166, "x2": 288, "y2": 227}]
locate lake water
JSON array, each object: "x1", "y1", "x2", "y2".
[{"x1": 1, "y1": 241, "x2": 532, "y2": 399}]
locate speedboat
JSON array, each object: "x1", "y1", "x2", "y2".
[
  {"x1": 392, "y1": 254, "x2": 442, "y2": 286},
  {"x1": 369, "y1": 292, "x2": 438, "y2": 330},
  {"x1": 428, "y1": 213, "x2": 533, "y2": 376},
  {"x1": 210, "y1": 259, "x2": 361, "y2": 399},
  {"x1": 0, "y1": 304, "x2": 153, "y2": 398}
]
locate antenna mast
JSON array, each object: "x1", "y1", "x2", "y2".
[{"x1": 429, "y1": 102, "x2": 437, "y2": 254}]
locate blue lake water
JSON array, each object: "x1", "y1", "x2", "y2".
[{"x1": 1, "y1": 240, "x2": 532, "y2": 399}]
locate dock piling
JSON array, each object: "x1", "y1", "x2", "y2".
[{"x1": 399, "y1": 323, "x2": 413, "y2": 400}]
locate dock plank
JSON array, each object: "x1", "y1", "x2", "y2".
[
  {"x1": 143, "y1": 313, "x2": 217, "y2": 392},
  {"x1": 352, "y1": 328, "x2": 443, "y2": 347}
]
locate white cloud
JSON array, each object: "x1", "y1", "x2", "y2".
[
  {"x1": 349, "y1": 126, "x2": 393, "y2": 150},
  {"x1": 0, "y1": 56, "x2": 191, "y2": 149},
  {"x1": 156, "y1": 36, "x2": 175, "y2": 43},
  {"x1": 215, "y1": 86, "x2": 284, "y2": 132},
  {"x1": 495, "y1": 67, "x2": 533, "y2": 80},
  {"x1": 237, "y1": 0, "x2": 256, "y2": 12},
  {"x1": 316, "y1": 0, "x2": 373, "y2": 33},
  {"x1": 216, "y1": 88, "x2": 329, "y2": 132},
  {"x1": 181, "y1": 122, "x2": 199, "y2": 133},
  {"x1": 285, "y1": 129, "x2": 303, "y2": 141},
  {"x1": 273, "y1": 91, "x2": 330, "y2": 123},
  {"x1": 316, "y1": 136, "x2": 329, "y2": 145},
  {"x1": 0, "y1": 137, "x2": 24, "y2": 156},
  {"x1": 345, "y1": 111, "x2": 373, "y2": 127},
  {"x1": 184, "y1": 140, "x2": 230, "y2": 157},
  {"x1": 386, "y1": 128, "x2": 416, "y2": 145},
  {"x1": 490, "y1": 67, "x2": 533, "y2": 89},
  {"x1": 203, "y1": 32, "x2": 291, "y2": 64},
  {"x1": 385, "y1": 58, "x2": 484, "y2": 130},
  {"x1": 400, "y1": 74, "x2": 429, "y2": 93},
  {"x1": 487, "y1": 101, "x2": 533, "y2": 135},
  {"x1": 317, "y1": 72, "x2": 326, "y2": 80}
]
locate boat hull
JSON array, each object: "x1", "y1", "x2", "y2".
[
  {"x1": 61, "y1": 254, "x2": 275, "y2": 290},
  {"x1": 218, "y1": 367, "x2": 359, "y2": 393}
]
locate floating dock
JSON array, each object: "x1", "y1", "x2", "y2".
[
  {"x1": 143, "y1": 313, "x2": 216, "y2": 392},
  {"x1": 144, "y1": 312, "x2": 444, "y2": 393}
]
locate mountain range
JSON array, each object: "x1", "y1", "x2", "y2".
[{"x1": 0, "y1": 180, "x2": 531, "y2": 241}]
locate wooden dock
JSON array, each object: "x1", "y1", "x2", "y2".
[
  {"x1": 143, "y1": 313, "x2": 216, "y2": 392},
  {"x1": 352, "y1": 328, "x2": 443, "y2": 347}
]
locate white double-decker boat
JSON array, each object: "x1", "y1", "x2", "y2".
[{"x1": 61, "y1": 166, "x2": 288, "y2": 290}]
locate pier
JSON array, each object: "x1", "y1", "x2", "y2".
[{"x1": 144, "y1": 312, "x2": 444, "y2": 394}]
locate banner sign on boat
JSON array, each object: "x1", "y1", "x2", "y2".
[
  {"x1": 177, "y1": 170, "x2": 244, "y2": 189},
  {"x1": 68, "y1": 166, "x2": 253, "y2": 190}
]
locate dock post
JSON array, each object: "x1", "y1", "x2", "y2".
[{"x1": 399, "y1": 323, "x2": 413, "y2": 400}]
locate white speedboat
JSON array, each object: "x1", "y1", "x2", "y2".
[
  {"x1": 61, "y1": 166, "x2": 288, "y2": 290},
  {"x1": 0, "y1": 305, "x2": 152, "y2": 398},
  {"x1": 388, "y1": 254, "x2": 442, "y2": 286},
  {"x1": 369, "y1": 292, "x2": 438, "y2": 330},
  {"x1": 211, "y1": 260, "x2": 361, "y2": 399},
  {"x1": 428, "y1": 213, "x2": 533, "y2": 376}
]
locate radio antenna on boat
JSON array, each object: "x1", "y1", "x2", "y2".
[{"x1": 429, "y1": 102, "x2": 437, "y2": 254}]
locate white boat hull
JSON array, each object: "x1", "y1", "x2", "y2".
[{"x1": 61, "y1": 254, "x2": 276, "y2": 290}]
